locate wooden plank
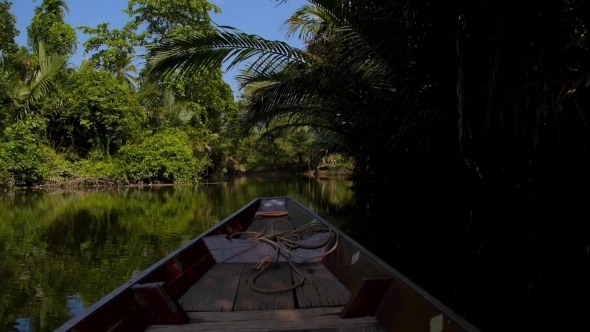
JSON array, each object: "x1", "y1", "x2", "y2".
[
  {"x1": 321, "y1": 235, "x2": 391, "y2": 295},
  {"x1": 234, "y1": 262, "x2": 294, "y2": 311},
  {"x1": 229, "y1": 217, "x2": 256, "y2": 235},
  {"x1": 164, "y1": 252, "x2": 216, "y2": 300},
  {"x1": 188, "y1": 307, "x2": 342, "y2": 322},
  {"x1": 147, "y1": 316, "x2": 378, "y2": 332},
  {"x1": 179, "y1": 263, "x2": 243, "y2": 312},
  {"x1": 339, "y1": 326, "x2": 387, "y2": 332},
  {"x1": 375, "y1": 276, "x2": 471, "y2": 332},
  {"x1": 294, "y1": 263, "x2": 351, "y2": 308},
  {"x1": 240, "y1": 218, "x2": 269, "y2": 238},
  {"x1": 341, "y1": 277, "x2": 394, "y2": 318},
  {"x1": 131, "y1": 282, "x2": 188, "y2": 325},
  {"x1": 270, "y1": 329, "x2": 338, "y2": 332},
  {"x1": 263, "y1": 218, "x2": 277, "y2": 235},
  {"x1": 285, "y1": 198, "x2": 315, "y2": 229},
  {"x1": 273, "y1": 217, "x2": 293, "y2": 234},
  {"x1": 60, "y1": 290, "x2": 146, "y2": 332},
  {"x1": 258, "y1": 199, "x2": 289, "y2": 216},
  {"x1": 147, "y1": 307, "x2": 378, "y2": 332},
  {"x1": 109, "y1": 314, "x2": 146, "y2": 332},
  {"x1": 248, "y1": 212, "x2": 292, "y2": 238}
]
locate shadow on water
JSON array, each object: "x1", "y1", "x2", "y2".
[
  {"x1": 341, "y1": 182, "x2": 590, "y2": 332},
  {"x1": 0, "y1": 176, "x2": 352, "y2": 332}
]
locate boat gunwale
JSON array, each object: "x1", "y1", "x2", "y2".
[
  {"x1": 285, "y1": 196, "x2": 482, "y2": 332},
  {"x1": 55, "y1": 195, "x2": 481, "y2": 332},
  {"x1": 54, "y1": 198, "x2": 261, "y2": 332}
]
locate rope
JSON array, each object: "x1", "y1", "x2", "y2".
[{"x1": 230, "y1": 217, "x2": 339, "y2": 293}]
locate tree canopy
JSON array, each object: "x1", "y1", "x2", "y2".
[
  {"x1": 0, "y1": 0, "x2": 260, "y2": 188},
  {"x1": 27, "y1": 0, "x2": 77, "y2": 56},
  {"x1": 0, "y1": 0, "x2": 18, "y2": 54}
]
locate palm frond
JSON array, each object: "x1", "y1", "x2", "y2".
[
  {"x1": 146, "y1": 26, "x2": 307, "y2": 81},
  {"x1": 282, "y1": 4, "x2": 342, "y2": 42},
  {"x1": 26, "y1": 57, "x2": 63, "y2": 108},
  {"x1": 10, "y1": 42, "x2": 65, "y2": 117},
  {"x1": 113, "y1": 53, "x2": 138, "y2": 89},
  {"x1": 138, "y1": 81, "x2": 161, "y2": 109}
]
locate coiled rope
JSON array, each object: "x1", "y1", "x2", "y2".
[{"x1": 230, "y1": 218, "x2": 339, "y2": 293}]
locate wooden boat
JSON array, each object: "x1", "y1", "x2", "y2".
[{"x1": 55, "y1": 197, "x2": 481, "y2": 332}]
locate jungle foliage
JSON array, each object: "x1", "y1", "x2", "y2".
[{"x1": 0, "y1": 0, "x2": 323, "y2": 189}]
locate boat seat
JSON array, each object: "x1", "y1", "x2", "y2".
[{"x1": 146, "y1": 307, "x2": 387, "y2": 331}]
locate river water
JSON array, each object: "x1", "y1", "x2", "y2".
[
  {"x1": 0, "y1": 176, "x2": 353, "y2": 332},
  {"x1": 2, "y1": 176, "x2": 589, "y2": 332}
]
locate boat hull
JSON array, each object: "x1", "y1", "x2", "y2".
[{"x1": 54, "y1": 197, "x2": 480, "y2": 332}]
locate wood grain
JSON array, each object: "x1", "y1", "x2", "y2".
[
  {"x1": 179, "y1": 263, "x2": 243, "y2": 312},
  {"x1": 234, "y1": 262, "x2": 294, "y2": 311},
  {"x1": 294, "y1": 263, "x2": 351, "y2": 308},
  {"x1": 188, "y1": 307, "x2": 342, "y2": 322},
  {"x1": 131, "y1": 282, "x2": 188, "y2": 325},
  {"x1": 339, "y1": 326, "x2": 388, "y2": 332},
  {"x1": 146, "y1": 307, "x2": 380, "y2": 332},
  {"x1": 239, "y1": 218, "x2": 268, "y2": 239}
]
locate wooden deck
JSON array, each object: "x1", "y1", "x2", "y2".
[
  {"x1": 150, "y1": 217, "x2": 385, "y2": 332},
  {"x1": 146, "y1": 307, "x2": 385, "y2": 331},
  {"x1": 55, "y1": 197, "x2": 482, "y2": 332}
]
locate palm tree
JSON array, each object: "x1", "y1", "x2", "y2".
[
  {"x1": 28, "y1": 0, "x2": 70, "y2": 48},
  {"x1": 112, "y1": 53, "x2": 138, "y2": 89},
  {"x1": 138, "y1": 82, "x2": 193, "y2": 129},
  {"x1": 160, "y1": 87, "x2": 193, "y2": 127},
  {"x1": 33, "y1": 0, "x2": 69, "y2": 18},
  {"x1": 151, "y1": 0, "x2": 396, "y2": 157},
  {"x1": 7, "y1": 42, "x2": 65, "y2": 118},
  {"x1": 146, "y1": 0, "x2": 590, "y2": 192}
]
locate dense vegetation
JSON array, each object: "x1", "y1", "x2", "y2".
[{"x1": 0, "y1": 0, "x2": 336, "y2": 190}]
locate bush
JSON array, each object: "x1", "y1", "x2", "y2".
[
  {"x1": 116, "y1": 129, "x2": 205, "y2": 184},
  {"x1": 48, "y1": 68, "x2": 146, "y2": 157},
  {"x1": 0, "y1": 158, "x2": 13, "y2": 190},
  {"x1": 42, "y1": 146, "x2": 77, "y2": 181},
  {"x1": 76, "y1": 158, "x2": 118, "y2": 180},
  {"x1": 317, "y1": 163, "x2": 352, "y2": 172},
  {"x1": 0, "y1": 117, "x2": 49, "y2": 186}
]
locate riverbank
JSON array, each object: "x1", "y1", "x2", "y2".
[
  {"x1": 0, "y1": 160, "x2": 353, "y2": 193},
  {"x1": 241, "y1": 163, "x2": 352, "y2": 179},
  {"x1": 3, "y1": 172, "x2": 350, "y2": 193}
]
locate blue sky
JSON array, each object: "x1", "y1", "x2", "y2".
[{"x1": 11, "y1": 0, "x2": 306, "y2": 94}]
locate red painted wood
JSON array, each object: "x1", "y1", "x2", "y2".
[
  {"x1": 54, "y1": 199, "x2": 260, "y2": 332},
  {"x1": 287, "y1": 197, "x2": 481, "y2": 332},
  {"x1": 72, "y1": 290, "x2": 144, "y2": 332},
  {"x1": 165, "y1": 253, "x2": 216, "y2": 300},
  {"x1": 321, "y1": 234, "x2": 390, "y2": 292},
  {"x1": 340, "y1": 277, "x2": 394, "y2": 318},
  {"x1": 109, "y1": 313, "x2": 147, "y2": 332},
  {"x1": 132, "y1": 282, "x2": 189, "y2": 325},
  {"x1": 55, "y1": 197, "x2": 481, "y2": 332}
]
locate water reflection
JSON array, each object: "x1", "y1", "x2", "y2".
[
  {"x1": 0, "y1": 176, "x2": 352, "y2": 331},
  {"x1": 66, "y1": 295, "x2": 84, "y2": 317}
]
